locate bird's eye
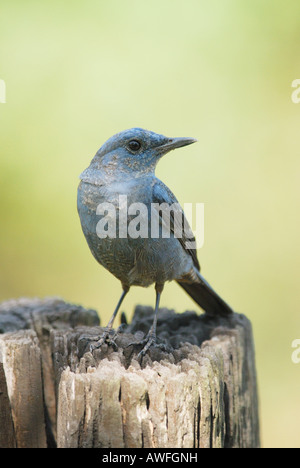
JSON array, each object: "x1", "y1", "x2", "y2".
[{"x1": 128, "y1": 140, "x2": 141, "y2": 152}]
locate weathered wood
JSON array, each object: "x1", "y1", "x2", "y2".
[
  {"x1": 0, "y1": 361, "x2": 16, "y2": 448},
  {"x1": 0, "y1": 297, "x2": 260, "y2": 448},
  {"x1": 0, "y1": 297, "x2": 99, "y2": 448},
  {"x1": 0, "y1": 330, "x2": 47, "y2": 448}
]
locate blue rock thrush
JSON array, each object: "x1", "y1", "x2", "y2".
[{"x1": 77, "y1": 128, "x2": 233, "y2": 356}]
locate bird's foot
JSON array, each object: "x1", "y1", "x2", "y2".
[
  {"x1": 89, "y1": 324, "x2": 126, "y2": 352},
  {"x1": 89, "y1": 328, "x2": 115, "y2": 352},
  {"x1": 127, "y1": 333, "x2": 171, "y2": 359}
]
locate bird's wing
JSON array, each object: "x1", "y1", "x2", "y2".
[{"x1": 152, "y1": 180, "x2": 200, "y2": 271}]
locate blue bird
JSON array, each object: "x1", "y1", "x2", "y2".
[{"x1": 77, "y1": 128, "x2": 233, "y2": 357}]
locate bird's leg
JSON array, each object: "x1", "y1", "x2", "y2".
[
  {"x1": 127, "y1": 283, "x2": 171, "y2": 358},
  {"x1": 90, "y1": 285, "x2": 129, "y2": 352}
]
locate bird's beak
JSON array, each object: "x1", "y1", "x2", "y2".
[{"x1": 157, "y1": 137, "x2": 198, "y2": 155}]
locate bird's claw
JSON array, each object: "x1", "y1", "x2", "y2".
[
  {"x1": 127, "y1": 334, "x2": 171, "y2": 359},
  {"x1": 89, "y1": 327, "x2": 119, "y2": 352}
]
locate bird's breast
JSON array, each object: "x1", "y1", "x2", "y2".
[{"x1": 77, "y1": 179, "x2": 193, "y2": 287}]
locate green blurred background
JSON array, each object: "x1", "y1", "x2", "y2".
[{"x1": 1, "y1": 0, "x2": 299, "y2": 448}]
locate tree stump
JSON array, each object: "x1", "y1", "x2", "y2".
[{"x1": 0, "y1": 297, "x2": 260, "y2": 448}]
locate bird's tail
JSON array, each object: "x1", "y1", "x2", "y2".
[{"x1": 176, "y1": 270, "x2": 233, "y2": 317}]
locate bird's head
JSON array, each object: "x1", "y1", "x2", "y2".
[{"x1": 80, "y1": 128, "x2": 197, "y2": 183}]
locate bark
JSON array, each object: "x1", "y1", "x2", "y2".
[{"x1": 0, "y1": 297, "x2": 260, "y2": 448}]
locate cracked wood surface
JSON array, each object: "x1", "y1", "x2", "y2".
[{"x1": 0, "y1": 297, "x2": 260, "y2": 448}]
